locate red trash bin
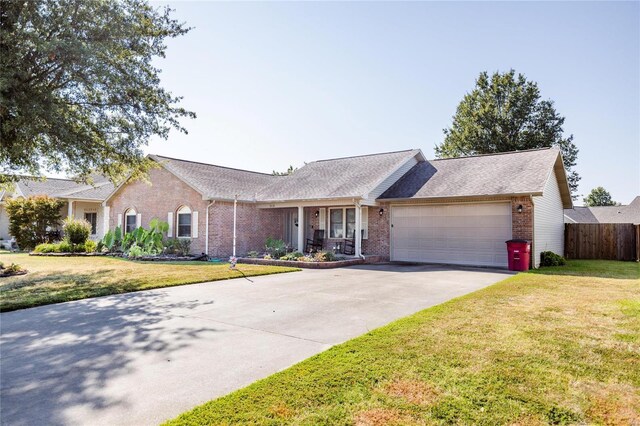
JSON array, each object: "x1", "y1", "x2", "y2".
[{"x1": 506, "y1": 239, "x2": 531, "y2": 271}]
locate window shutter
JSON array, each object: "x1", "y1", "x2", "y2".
[
  {"x1": 136, "y1": 213, "x2": 142, "y2": 228},
  {"x1": 167, "y1": 212, "x2": 174, "y2": 237},
  {"x1": 103, "y1": 206, "x2": 110, "y2": 235},
  {"x1": 192, "y1": 211, "x2": 199, "y2": 238},
  {"x1": 117, "y1": 213, "x2": 122, "y2": 229},
  {"x1": 318, "y1": 208, "x2": 326, "y2": 231},
  {"x1": 361, "y1": 207, "x2": 368, "y2": 239}
]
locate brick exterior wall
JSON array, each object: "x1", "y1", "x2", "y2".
[
  {"x1": 362, "y1": 203, "x2": 390, "y2": 259},
  {"x1": 107, "y1": 166, "x2": 285, "y2": 256},
  {"x1": 511, "y1": 196, "x2": 534, "y2": 241},
  {"x1": 207, "y1": 202, "x2": 284, "y2": 258}
]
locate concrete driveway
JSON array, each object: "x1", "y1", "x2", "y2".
[{"x1": 0, "y1": 263, "x2": 511, "y2": 425}]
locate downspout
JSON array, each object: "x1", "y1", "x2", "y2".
[
  {"x1": 205, "y1": 200, "x2": 214, "y2": 256},
  {"x1": 233, "y1": 194, "x2": 238, "y2": 257}
]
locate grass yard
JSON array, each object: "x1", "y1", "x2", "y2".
[
  {"x1": 167, "y1": 260, "x2": 639, "y2": 426},
  {"x1": 0, "y1": 253, "x2": 298, "y2": 312}
]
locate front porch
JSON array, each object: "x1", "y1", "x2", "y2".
[{"x1": 259, "y1": 202, "x2": 390, "y2": 259}]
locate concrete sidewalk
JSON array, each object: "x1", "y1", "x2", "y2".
[{"x1": 0, "y1": 263, "x2": 510, "y2": 425}]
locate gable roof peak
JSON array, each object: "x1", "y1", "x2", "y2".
[
  {"x1": 149, "y1": 154, "x2": 275, "y2": 177},
  {"x1": 310, "y1": 148, "x2": 422, "y2": 164}
]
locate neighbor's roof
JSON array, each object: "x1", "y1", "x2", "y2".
[
  {"x1": 380, "y1": 148, "x2": 573, "y2": 208},
  {"x1": 257, "y1": 149, "x2": 423, "y2": 202},
  {"x1": 2, "y1": 176, "x2": 114, "y2": 201},
  {"x1": 149, "y1": 155, "x2": 278, "y2": 201},
  {"x1": 564, "y1": 196, "x2": 640, "y2": 224}
]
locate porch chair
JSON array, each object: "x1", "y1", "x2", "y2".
[
  {"x1": 305, "y1": 229, "x2": 325, "y2": 253},
  {"x1": 343, "y1": 229, "x2": 364, "y2": 256}
]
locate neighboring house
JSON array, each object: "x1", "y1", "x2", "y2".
[
  {"x1": 104, "y1": 147, "x2": 571, "y2": 268},
  {"x1": 564, "y1": 196, "x2": 640, "y2": 225},
  {"x1": 0, "y1": 176, "x2": 115, "y2": 242}
]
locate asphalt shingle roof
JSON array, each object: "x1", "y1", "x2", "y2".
[
  {"x1": 380, "y1": 148, "x2": 563, "y2": 200},
  {"x1": 256, "y1": 149, "x2": 422, "y2": 202},
  {"x1": 564, "y1": 196, "x2": 640, "y2": 224},
  {"x1": 149, "y1": 155, "x2": 279, "y2": 201},
  {"x1": 2, "y1": 175, "x2": 115, "y2": 201}
]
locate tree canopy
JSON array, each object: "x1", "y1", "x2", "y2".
[
  {"x1": 583, "y1": 187, "x2": 617, "y2": 207},
  {"x1": 0, "y1": 0, "x2": 195, "y2": 187},
  {"x1": 436, "y1": 70, "x2": 580, "y2": 197}
]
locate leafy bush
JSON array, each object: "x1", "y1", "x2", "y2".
[
  {"x1": 265, "y1": 237, "x2": 287, "y2": 259},
  {"x1": 247, "y1": 251, "x2": 259, "y2": 258},
  {"x1": 101, "y1": 226, "x2": 123, "y2": 252},
  {"x1": 297, "y1": 256, "x2": 314, "y2": 262},
  {"x1": 4, "y1": 263, "x2": 24, "y2": 274},
  {"x1": 34, "y1": 243, "x2": 60, "y2": 253},
  {"x1": 5, "y1": 195, "x2": 64, "y2": 250},
  {"x1": 63, "y1": 217, "x2": 91, "y2": 245},
  {"x1": 540, "y1": 251, "x2": 566, "y2": 267},
  {"x1": 127, "y1": 243, "x2": 145, "y2": 258},
  {"x1": 263, "y1": 254, "x2": 272, "y2": 260},
  {"x1": 59, "y1": 239, "x2": 72, "y2": 253},
  {"x1": 164, "y1": 238, "x2": 191, "y2": 256},
  {"x1": 280, "y1": 251, "x2": 303, "y2": 261},
  {"x1": 314, "y1": 251, "x2": 336, "y2": 262},
  {"x1": 123, "y1": 218, "x2": 168, "y2": 255},
  {"x1": 84, "y1": 240, "x2": 97, "y2": 253}
]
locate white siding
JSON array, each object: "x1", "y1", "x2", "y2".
[
  {"x1": 533, "y1": 170, "x2": 565, "y2": 267},
  {"x1": 0, "y1": 204, "x2": 11, "y2": 240},
  {"x1": 366, "y1": 156, "x2": 419, "y2": 200}
]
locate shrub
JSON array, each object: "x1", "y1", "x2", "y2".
[
  {"x1": 263, "y1": 254, "x2": 272, "y2": 260},
  {"x1": 5, "y1": 195, "x2": 64, "y2": 250},
  {"x1": 63, "y1": 217, "x2": 91, "y2": 245},
  {"x1": 127, "y1": 243, "x2": 145, "y2": 258},
  {"x1": 265, "y1": 237, "x2": 287, "y2": 259},
  {"x1": 58, "y1": 239, "x2": 72, "y2": 253},
  {"x1": 101, "y1": 226, "x2": 123, "y2": 252},
  {"x1": 34, "y1": 243, "x2": 60, "y2": 253},
  {"x1": 4, "y1": 263, "x2": 24, "y2": 274},
  {"x1": 247, "y1": 251, "x2": 259, "y2": 258},
  {"x1": 540, "y1": 251, "x2": 566, "y2": 267},
  {"x1": 84, "y1": 240, "x2": 97, "y2": 253},
  {"x1": 164, "y1": 238, "x2": 191, "y2": 256},
  {"x1": 280, "y1": 251, "x2": 303, "y2": 261},
  {"x1": 297, "y1": 256, "x2": 314, "y2": 262},
  {"x1": 314, "y1": 250, "x2": 336, "y2": 262}
]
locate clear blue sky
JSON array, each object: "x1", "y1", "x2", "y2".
[{"x1": 146, "y1": 1, "x2": 639, "y2": 205}]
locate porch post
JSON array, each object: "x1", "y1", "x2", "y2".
[
  {"x1": 297, "y1": 206, "x2": 304, "y2": 252},
  {"x1": 67, "y1": 200, "x2": 74, "y2": 218},
  {"x1": 355, "y1": 202, "x2": 362, "y2": 257}
]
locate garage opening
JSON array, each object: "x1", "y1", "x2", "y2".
[{"x1": 391, "y1": 203, "x2": 512, "y2": 268}]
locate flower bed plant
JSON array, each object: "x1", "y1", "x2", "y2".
[{"x1": 0, "y1": 261, "x2": 27, "y2": 277}]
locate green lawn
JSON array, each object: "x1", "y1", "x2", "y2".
[
  {"x1": 166, "y1": 260, "x2": 639, "y2": 426},
  {"x1": 0, "y1": 253, "x2": 298, "y2": 312}
]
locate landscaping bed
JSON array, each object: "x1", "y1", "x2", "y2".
[{"x1": 240, "y1": 255, "x2": 386, "y2": 269}]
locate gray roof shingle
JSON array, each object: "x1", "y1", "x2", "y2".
[
  {"x1": 2, "y1": 175, "x2": 115, "y2": 202},
  {"x1": 564, "y1": 196, "x2": 640, "y2": 224},
  {"x1": 380, "y1": 148, "x2": 565, "y2": 201},
  {"x1": 256, "y1": 149, "x2": 422, "y2": 202},
  {"x1": 150, "y1": 155, "x2": 279, "y2": 201}
]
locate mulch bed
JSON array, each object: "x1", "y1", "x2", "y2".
[
  {"x1": 239, "y1": 257, "x2": 367, "y2": 269},
  {"x1": 0, "y1": 270, "x2": 28, "y2": 278}
]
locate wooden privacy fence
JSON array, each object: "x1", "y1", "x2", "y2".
[{"x1": 565, "y1": 223, "x2": 639, "y2": 261}]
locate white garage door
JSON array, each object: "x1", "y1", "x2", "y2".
[{"x1": 391, "y1": 203, "x2": 512, "y2": 268}]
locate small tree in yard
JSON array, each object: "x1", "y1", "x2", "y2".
[
  {"x1": 583, "y1": 187, "x2": 617, "y2": 206},
  {"x1": 5, "y1": 196, "x2": 63, "y2": 250}
]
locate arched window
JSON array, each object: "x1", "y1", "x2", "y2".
[
  {"x1": 124, "y1": 208, "x2": 137, "y2": 234},
  {"x1": 176, "y1": 206, "x2": 192, "y2": 238}
]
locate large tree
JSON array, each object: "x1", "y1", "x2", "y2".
[
  {"x1": 583, "y1": 186, "x2": 617, "y2": 207},
  {"x1": 0, "y1": 0, "x2": 195, "y2": 187},
  {"x1": 436, "y1": 70, "x2": 580, "y2": 196}
]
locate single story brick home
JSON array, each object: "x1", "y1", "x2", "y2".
[
  {"x1": 0, "y1": 176, "x2": 115, "y2": 244},
  {"x1": 564, "y1": 196, "x2": 640, "y2": 224},
  {"x1": 103, "y1": 147, "x2": 572, "y2": 268}
]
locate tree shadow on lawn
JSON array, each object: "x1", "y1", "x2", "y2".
[
  {"x1": 0, "y1": 291, "x2": 220, "y2": 426},
  {"x1": 528, "y1": 260, "x2": 639, "y2": 280}
]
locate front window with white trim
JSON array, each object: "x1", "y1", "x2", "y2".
[
  {"x1": 124, "y1": 209, "x2": 136, "y2": 234},
  {"x1": 329, "y1": 207, "x2": 356, "y2": 239},
  {"x1": 177, "y1": 206, "x2": 192, "y2": 238}
]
